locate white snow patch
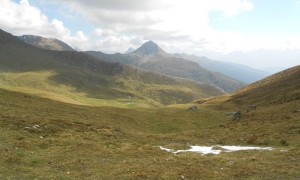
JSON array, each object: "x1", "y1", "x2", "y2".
[
  {"x1": 159, "y1": 145, "x2": 273, "y2": 155},
  {"x1": 221, "y1": 146, "x2": 272, "y2": 152},
  {"x1": 159, "y1": 146, "x2": 173, "y2": 152},
  {"x1": 175, "y1": 146, "x2": 222, "y2": 155}
]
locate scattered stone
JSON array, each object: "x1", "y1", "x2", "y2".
[
  {"x1": 249, "y1": 104, "x2": 257, "y2": 110},
  {"x1": 280, "y1": 140, "x2": 289, "y2": 146},
  {"x1": 32, "y1": 125, "x2": 40, "y2": 129},
  {"x1": 233, "y1": 111, "x2": 241, "y2": 120},
  {"x1": 187, "y1": 105, "x2": 198, "y2": 111}
]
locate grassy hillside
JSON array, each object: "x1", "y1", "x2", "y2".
[
  {"x1": 0, "y1": 84, "x2": 299, "y2": 179},
  {"x1": 196, "y1": 65, "x2": 300, "y2": 150},
  {"x1": 231, "y1": 65, "x2": 300, "y2": 105},
  {"x1": 0, "y1": 29, "x2": 223, "y2": 106},
  {"x1": 1, "y1": 29, "x2": 299, "y2": 179}
]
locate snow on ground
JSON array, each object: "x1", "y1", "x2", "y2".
[{"x1": 159, "y1": 145, "x2": 273, "y2": 155}]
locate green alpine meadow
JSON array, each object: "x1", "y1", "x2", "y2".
[{"x1": 0, "y1": 1, "x2": 300, "y2": 179}]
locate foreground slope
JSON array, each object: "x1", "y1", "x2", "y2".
[
  {"x1": 0, "y1": 83, "x2": 299, "y2": 178},
  {"x1": 87, "y1": 41, "x2": 244, "y2": 92},
  {"x1": 0, "y1": 29, "x2": 222, "y2": 106},
  {"x1": 196, "y1": 65, "x2": 300, "y2": 148},
  {"x1": 230, "y1": 65, "x2": 300, "y2": 105}
]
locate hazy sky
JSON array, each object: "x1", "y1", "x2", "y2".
[{"x1": 0, "y1": 0, "x2": 299, "y2": 68}]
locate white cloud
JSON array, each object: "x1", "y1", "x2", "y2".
[
  {"x1": 43, "y1": 0, "x2": 256, "y2": 52},
  {"x1": 0, "y1": 0, "x2": 89, "y2": 49},
  {"x1": 2, "y1": 0, "x2": 300, "y2": 58},
  {"x1": 0, "y1": 0, "x2": 256, "y2": 52}
]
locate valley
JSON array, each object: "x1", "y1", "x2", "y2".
[
  {"x1": 0, "y1": 29, "x2": 223, "y2": 107},
  {"x1": 0, "y1": 69, "x2": 299, "y2": 178},
  {"x1": 0, "y1": 27, "x2": 299, "y2": 179}
]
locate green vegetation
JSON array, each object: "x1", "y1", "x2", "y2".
[
  {"x1": 0, "y1": 29, "x2": 299, "y2": 179},
  {"x1": 0, "y1": 29, "x2": 223, "y2": 107},
  {"x1": 1, "y1": 76, "x2": 299, "y2": 178}
]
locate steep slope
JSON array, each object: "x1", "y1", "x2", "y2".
[
  {"x1": 230, "y1": 65, "x2": 300, "y2": 105},
  {"x1": 0, "y1": 29, "x2": 223, "y2": 106},
  {"x1": 18, "y1": 35, "x2": 74, "y2": 51},
  {"x1": 87, "y1": 41, "x2": 244, "y2": 92},
  {"x1": 198, "y1": 65, "x2": 300, "y2": 106},
  {"x1": 176, "y1": 54, "x2": 269, "y2": 83},
  {"x1": 196, "y1": 66, "x2": 300, "y2": 148}
]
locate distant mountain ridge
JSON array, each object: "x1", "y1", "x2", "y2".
[
  {"x1": 18, "y1": 35, "x2": 74, "y2": 51},
  {"x1": 15, "y1": 35, "x2": 243, "y2": 92},
  {"x1": 175, "y1": 54, "x2": 270, "y2": 83},
  {"x1": 87, "y1": 41, "x2": 245, "y2": 92}
]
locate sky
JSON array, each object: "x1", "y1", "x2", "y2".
[{"x1": 0, "y1": 0, "x2": 299, "y2": 69}]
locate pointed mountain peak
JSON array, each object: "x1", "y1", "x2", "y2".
[{"x1": 133, "y1": 40, "x2": 167, "y2": 56}]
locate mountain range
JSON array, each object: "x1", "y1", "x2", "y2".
[
  {"x1": 175, "y1": 54, "x2": 270, "y2": 83},
  {"x1": 0, "y1": 29, "x2": 223, "y2": 106},
  {"x1": 18, "y1": 34, "x2": 272, "y2": 91},
  {"x1": 1, "y1": 28, "x2": 300, "y2": 179},
  {"x1": 86, "y1": 41, "x2": 245, "y2": 92}
]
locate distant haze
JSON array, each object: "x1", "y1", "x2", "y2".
[{"x1": 198, "y1": 49, "x2": 300, "y2": 70}]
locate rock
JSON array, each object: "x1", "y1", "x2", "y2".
[
  {"x1": 187, "y1": 105, "x2": 198, "y2": 111},
  {"x1": 280, "y1": 140, "x2": 289, "y2": 146},
  {"x1": 250, "y1": 104, "x2": 257, "y2": 110},
  {"x1": 233, "y1": 111, "x2": 241, "y2": 120}
]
